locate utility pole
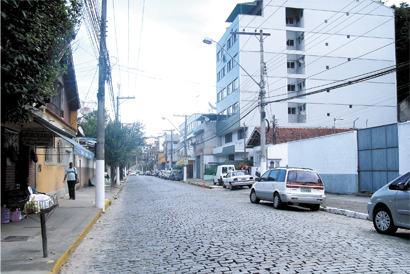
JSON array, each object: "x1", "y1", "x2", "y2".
[
  {"x1": 231, "y1": 30, "x2": 270, "y2": 175},
  {"x1": 243, "y1": 123, "x2": 247, "y2": 161},
  {"x1": 96, "y1": 0, "x2": 107, "y2": 210},
  {"x1": 272, "y1": 115, "x2": 276, "y2": 145},
  {"x1": 163, "y1": 130, "x2": 174, "y2": 169},
  {"x1": 174, "y1": 114, "x2": 188, "y2": 181}
]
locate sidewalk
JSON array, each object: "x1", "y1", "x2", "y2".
[
  {"x1": 1, "y1": 183, "x2": 122, "y2": 274},
  {"x1": 1, "y1": 177, "x2": 371, "y2": 274}
]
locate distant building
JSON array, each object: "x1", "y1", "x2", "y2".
[{"x1": 212, "y1": 0, "x2": 397, "y2": 166}]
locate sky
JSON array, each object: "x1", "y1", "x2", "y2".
[{"x1": 72, "y1": 0, "x2": 405, "y2": 140}]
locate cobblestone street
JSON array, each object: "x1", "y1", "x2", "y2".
[{"x1": 60, "y1": 176, "x2": 410, "y2": 273}]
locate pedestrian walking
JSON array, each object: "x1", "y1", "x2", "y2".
[{"x1": 63, "y1": 162, "x2": 78, "y2": 200}]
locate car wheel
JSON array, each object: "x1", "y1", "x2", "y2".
[
  {"x1": 310, "y1": 204, "x2": 320, "y2": 211},
  {"x1": 250, "y1": 190, "x2": 260, "y2": 204},
  {"x1": 273, "y1": 193, "x2": 283, "y2": 209},
  {"x1": 248, "y1": 185, "x2": 252, "y2": 188},
  {"x1": 223, "y1": 184, "x2": 226, "y2": 188},
  {"x1": 229, "y1": 183, "x2": 233, "y2": 190},
  {"x1": 373, "y1": 207, "x2": 398, "y2": 235}
]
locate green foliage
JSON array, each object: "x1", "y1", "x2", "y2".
[
  {"x1": 392, "y1": 2, "x2": 410, "y2": 103},
  {"x1": 1, "y1": 0, "x2": 82, "y2": 124},
  {"x1": 204, "y1": 165, "x2": 217, "y2": 175},
  {"x1": 105, "y1": 121, "x2": 145, "y2": 168},
  {"x1": 79, "y1": 110, "x2": 109, "y2": 138}
]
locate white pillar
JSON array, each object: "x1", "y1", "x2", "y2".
[
  {"x1": 116, "y1": 166, "x2": 120, "y2": 186},
  {"x1": 95, "y1": 160, "x2": 105, "y2": 211}
]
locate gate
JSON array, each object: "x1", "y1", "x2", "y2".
[{"x1": 357, "y1": 124, "x2": 399, "y2": 192}]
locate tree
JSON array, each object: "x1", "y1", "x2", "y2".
[
  {"x1": 105, "y1": 121, "x2": 145, "y2": 183},
  {"x1": 392, "y1": 3, "x2": 410, "y2": 105},
  {"x1": 78, "y1": 110, "x2": 109, "y2": 138},
  {"x1": 1, "y1": 0, "x2": 82, "y2": 124}
]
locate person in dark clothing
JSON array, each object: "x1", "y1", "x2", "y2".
[{"x1": 63, "y1": 162, "x2": 78, "y2": 200}]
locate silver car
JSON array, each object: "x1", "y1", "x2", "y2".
[
  {"x1": 223, "y1": 171, "x2": 254, "y2": 190},
  {"x1": 367, "y1": 172, "x2": 410, "y2": 234}
]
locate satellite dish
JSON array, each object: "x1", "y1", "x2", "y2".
[{"x1": 208, "y1": 102, "x2": 217, "y2": 110}]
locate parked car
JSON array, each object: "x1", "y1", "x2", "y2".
[
  {"x1": 129, "y1": 171, "x2": 137, "y2": 176},
  {"x1": 213, "y1": 165, "x2": 235, "y2": 186},
  {"x1": 163, "y1": 170, "x2": 172, "y2": 180},
  {"x1": 250, "y1": 167, "x2": 326, "y2": 211},
  {"x1": 169, "y1": 170, "x2": 183, "y2": 181},
  {"x1": 223, "y1": 171, "x2": 254, "y2": 190},
  {"x1": 367, "y1": 172, "x2": 410, "y2": 235}
]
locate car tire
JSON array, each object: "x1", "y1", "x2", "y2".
[
  {"x1": 248, "y1": 185, "x2": 252, "y2": 188},
  {"x1": 250, "y1": 190, "x2": 260, "y2": 204},
  {"x1": 310, "y1": 204, "x2": 320, "y2": 211},
  {"x1": 273, "y1": 193, "x2": 283, "y2": 209},
  {"x1": 229, "y1": 183, "x2": 233, "y2": 190},
  {"x1": 223, "y1": 184, "x2": 226, "y2": 188},
  {"x1": 373, "y1": 207, "x2": 398, "y2": 235}
]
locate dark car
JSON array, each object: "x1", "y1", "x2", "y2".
[{"x1": 169, "y1": 170, "x2": 183, "y2": 181}]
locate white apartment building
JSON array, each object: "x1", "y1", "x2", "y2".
[{"x1": 212, "y1": 0, "x2": 397, "y2": 163}]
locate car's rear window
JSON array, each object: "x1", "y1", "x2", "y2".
[
  {"x1": 287, "y1": 170, "x2": 322, "y2": 184},
  {"x1": 233, "y1": 171, "x2": 246, "y2": 176}
]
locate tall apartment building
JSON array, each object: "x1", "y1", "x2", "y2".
[{"x1": 212, "y1": 0, "x2": 397, "y2": 163}]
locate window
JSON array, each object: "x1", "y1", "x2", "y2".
[
  {"x1": 232, "y1": 102, "x2": 239, "y2": 114},
  {"x1": 268, "y1": 170, "x2": 279, "y2": 181},
  {"x1": 286, "y1": 17, "x2": 294, "y2": 25},
  {"x1": 286, "y1": 39, "x2": 294, "y2": 46},
  {"x1": 232, "y1": 78, "x2": 239, "y2": 90},
  {"x1": 287, "y1": 61, "x2": 295, "y2": 69},
  {"x1": 233, "y1": 54, "x2": 238, "y2": 68},
  {"x1": 217, "y1": 50, "x2": 221, "y2": 61},
  {"x1": 45, "y1": 147, "x2": 53, "y2": 164},
  {"x1": 324, "y1": 20, "x2": 328, "y2": 23},
  {"x1": 227, "y1": 83, "x2": 232, "y2": 95},
  {"x1": 327, "y1": 113, "x2": 330, "y2": 116},
  {"x1": 227, "y1": 106, "x2": 232, "y2": 116},
  {"x1": 217, "y1": 92, "x2": 222, "y2": 102},
  {"x1": 277, "y1": 169, "x2": 287, "y2": 182},
  {"x1": 348, "y1": 58, "x2": 351, "y2": 61},
  {"x1": 325, "y1": 42, "x2": 328, "y2": 46},
  {"x1": 225, "y1": 133, "x2": 232, "y2": 143},
  {"x1": 238, "y1": 128, "x2": 245, "y2": 140},
  {"x1": 347, "y1": 35, "x2": 350, "y2": 38},
  {"x1": 228, "y1": 154, "x2": 235, "y2": 161},
  {"x1": 221, "y1": 88, "x2": 226, "y2": 99},
  {"x1": 288, "y1": 107, "x2": 296, "y2": 114},
  {"x1": 287, "y1": 84, "x2": 296, "y2": 91},
  {"x1": 326, "y1": 66, "x2": 329, "y2": 69}
]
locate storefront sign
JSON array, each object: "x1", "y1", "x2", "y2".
[{"x1": 21, "y1": 131, "x2": 54, "y2": 147}]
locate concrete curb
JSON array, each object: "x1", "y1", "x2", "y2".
[
  {"x1": 49, "y1": 185, "x2": 123, "y2": 274},
  {"x1": 320, "y1": 206, "x2": 369, "y2": 220},
  {"x1": 182, "y1": 180, "x2": 218, "y2": 189}
]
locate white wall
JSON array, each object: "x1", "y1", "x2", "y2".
[
  {"x1": 267, "y1": 131, "x2": 359, "y2": 194},
  {"x1": 398, "y1": 122, "x2": 410, "y2": 175}
]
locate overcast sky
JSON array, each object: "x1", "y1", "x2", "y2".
[{"x1": 72, "y1": 0, "x2": 405, "y2": 139}]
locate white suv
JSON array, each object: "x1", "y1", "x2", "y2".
[{"x1": 250, "y1": 167, "x2": 326, "y2": 211}]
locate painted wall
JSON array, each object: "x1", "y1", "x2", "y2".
[{"x1": 267, "y1": 131, "x2": 358, "y2": 194}]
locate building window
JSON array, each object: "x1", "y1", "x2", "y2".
[
  {"x1": 227, "y1": 83, "x2": 232, "y2": 95},
  {"x1": 348, "y1": 58, "x2": 351, "y2": 61},
  {"x1": 225, "y1": 133, "x2": 233, "y2": 143},
  {"x1": 325, "y1": 42, "x2": 328, "y2": 46},
  {"x1": 327, "y1": 113, "x2": 330, "y2": 116},
  {"x1": 286, "y1": 39, "x2": 294, "y2": 46},
  {"x1": 233, "y1": 54, "x2": 238, "y2": 67},
  {"x1": 45, "y1": 147, "x2": 53, "y2": 164},
  {"x1": 326, "y1": 66, "x2": 329, "y2": 69},
  {"x1": 286, "y1": 17, "x2": 294, "y2": 25},
  {"x1": 227, "y1": 106, "x2": 232, "y2": 116},
  {"x1": 347, "y1": 35, "x2": 350, "y2": 38},
  {"x1": 221, "y1": 88, "x2": 226, "y2": 99},
  {"x1": 325, "y1": 20, "x2": 328, "y2": 23},
  {"x1": 217, "y1": 92, "x2": 222, "y2": 102},
  {"x1": 232, "y1": 78, "x2": 239, "y2": 90},
  {"x1": 287, "y1": 84, "x2": 296, "y2": 91},
  {"x1": 232, "y1": 102, "x2": 239, "y2": 114},
  {"x1": 287, "y1": 61, "x2": 295, "y2": 69},
  {"x1": 228, "y1": 154, "x2": 235, "y2": 161},
  {"x1": 238, "y1": 128, "x2": 245, "y2": 140},
  {"x1": 288, "y1": 107, "x2": 296, "y2": 114}
]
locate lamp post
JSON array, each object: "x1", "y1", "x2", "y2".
[{"x1": 204, "y1": 30, "x2": 270, "y2": 175}]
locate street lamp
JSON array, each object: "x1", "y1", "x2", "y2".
[
  {"x1": 333, "y1": 117, "x2": 344, "y2": 133},
  {"x1": 204, "y1": 32, "x2": 270, "y2": 174}
]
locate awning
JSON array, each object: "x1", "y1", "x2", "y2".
[
  {"x1": 214, "y1": 145, "x2": 236, "y2": 156},
  {"x1": 35, "y1": 119, "x2": 95, "y2": 159},
  {"x1": 226, "y1": 2, "x2": 258, "y2": 23}
]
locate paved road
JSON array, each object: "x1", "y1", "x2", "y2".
[{"x1": 60, "y1": 176, "x2": 410, "y2": 274}]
